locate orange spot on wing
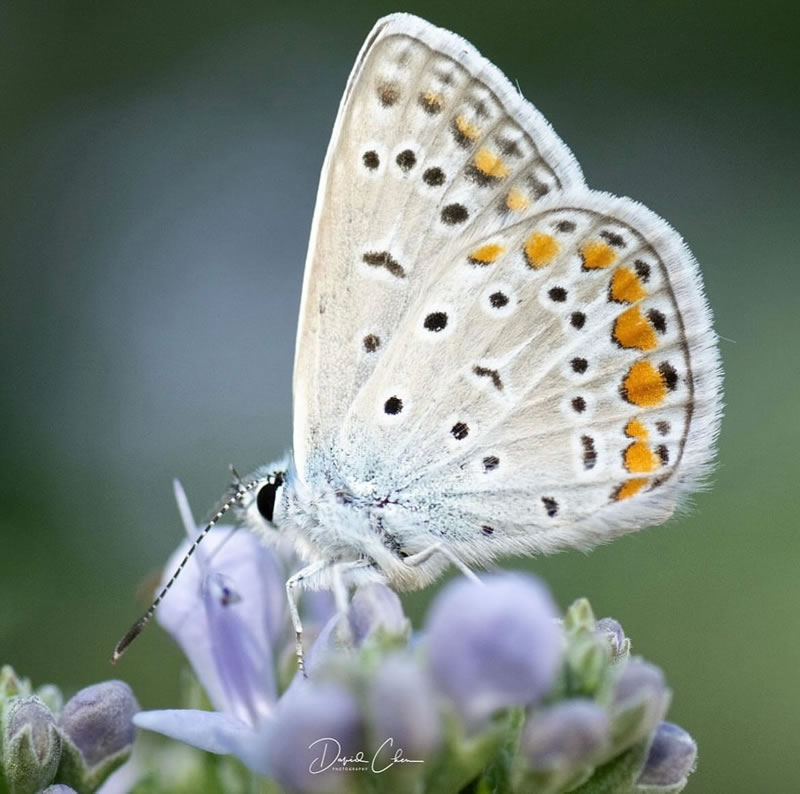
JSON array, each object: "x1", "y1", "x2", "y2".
[
  {"x1": 423, "y1": 90, "x2": 443, "y2": 109},
  {"x1": 624, "y1": 441, "x2": 660, "y2": 473},
  {"x1": 610, "y1": 267, "x2": 647, "y2": 303},
  {"x1": 524, "y1": 232, "x2": 559, "y2": 268},
  {"x1": 614, "y1": 306, "x2": 658, "y2": 351},
  {"x1": 614, "y1": 478, "x2": 649, "y2": 501},
  {"x1": 455, "y1": 115, "x2": 480, "y2": 140},
  {"x1": 622, "y1": 361, "x2": 668, "y2": 407},
  {"x1": 468, "y1": 243, "x2": 505, "y2": 265},
  {"x1": 506, "y1": 188, "x2": 530, "y2": 212},
  {"x1": 582, "y1": 240, "x2": 617, "y2": 269},
  {"x1": 624, "y1": 419, "x2": 649, "y2": 440},
  {"x1": 474, "y1": 147, "x2": 509, "y2": 179}
]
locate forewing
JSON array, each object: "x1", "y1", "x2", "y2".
[
  {"x1": 293, "y1": 13, "x2": 584, "y2": 475},
  {"x1": 333, "y1": 191, "x2": 722, "y2": 561}
]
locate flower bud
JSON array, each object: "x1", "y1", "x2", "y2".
[
  {"x1": 348, "y1": 583, "x2": 409, "y2": 646},
  {"x1": 610, "y1": 660, "x2": 670, "y2": 752},
  {"x1": 522, "y1": 700, "x2": 610, "y2": 771},
  {"x1": 2, "y1": 695, "x2": 62, "y2": 794},
  {"x1": 57, "y1": 680, "x2": 139, "y2": 792},
  {"x1": 426, "y1": 574, "x2": 562, "y2": 724},
  {"x1": 36, "y1": 685, "x2": 64, "y2": 716},
  {"x1": 636, "y1": 721, "x2": 697, "y2": 789},
  {"x1": 42, "y1": 786, "x2": 78, "y2": 793},
  {"x1": 564, "y1": 598, "x2": 596, "y2": 634},
  {"x1": 596, "y1": 617, "x2": 631, "y2": 662}
]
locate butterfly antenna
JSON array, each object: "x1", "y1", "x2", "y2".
[{"x1": 110, "y1": 478, "x2": 261, "y2": 664}]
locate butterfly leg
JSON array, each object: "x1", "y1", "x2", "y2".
[
  {"x1": 403, "y1": 542, "x2": 482, "y2": 584},
  {"x1": 286, "y1": 558, "x2": 379, "y2": 676},
  {"x1": 285, "y1": 559, "x2": 329, "y2": 678}
]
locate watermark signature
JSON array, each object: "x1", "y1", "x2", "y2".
[{"x1": 308, "y1": 737, "x2": 424, "y2": 774}]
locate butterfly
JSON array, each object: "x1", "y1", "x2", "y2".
[{"x1": 113, "y1": 13, "x2": 722, "y2": 671}]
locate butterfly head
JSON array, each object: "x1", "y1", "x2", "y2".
[{"x1": 229, "y1": 459, "x2": 289, "y2": 538}]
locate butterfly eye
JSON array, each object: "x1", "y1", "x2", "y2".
[{"x1": 256, "y1": 473, "x2": 284, "y2": 523}]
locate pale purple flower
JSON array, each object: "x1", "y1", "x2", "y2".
[
  {"x1": 264, "y1": 682, "x2": 363, "y2": 793},
  {"x1": 348, "y1": 582, "x2": 408, "y2": 644},
  {"x1": 611, "y1": 659, "x2": 671, "y2": 747},
  {"x1": 134, "y1": 481, "x2": 286, "y2": 772},
  {"x1": 59, "y1": 681, "x2": 139, "y2": 767},
  {"x1": 613, "y1": 659, "x2": 667, "y2": 708},
  {"x1": 521, "y1": 700, "x2": 610, "y2": 770},
  {"x1": 637, "y1": 722, "x2": 697, "y2": 787},
  {"x1": 595, "y1": 617, "x2": 630, "y2": 660},
  {"x1": 425, "y1": 573, "x2": 562, "y2": 723},
  {"x1": 369, "y1": 654, "x2": 442, "y2": 760},
  {"x1": 159, "y1": 481, "x2": 285, "y2": 724}
]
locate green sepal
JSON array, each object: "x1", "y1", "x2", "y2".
[
  {"x1": 548, "y1": 600, "x2": 617, "y2": 707},
  {"x1": 515, "y1": 761, "x2": 595, "y2": 794},
  {"x1": 569, "y1": 739, "x2": 651, "y2": 794},
  {"x1": 608, "y1": 690, "x2": 671, "y2": 758},
  {"x1": 55, "y1": 732, "x2": 131, "y2": 794},
  {"x1": 420, "y1": 708, "x2": 516, "y2": 794},
  {"x1": 566, "y1": 635, "x2": 612, "y2": 699},
  {"x1": 0, "y1": 669, "x2": 30, "y2": 702},
  {"x1": 564, "y1": 599, "x2": 596, "y2": 636}
]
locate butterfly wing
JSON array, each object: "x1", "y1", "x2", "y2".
[
  {"x1": 333, "y1": 191, "x2": 721, "y2": 563},
  {"x1": 292, "y1": 14, "x2": 721, "y2": 567},
  {"x1": 293, "y1": 13, "x2": 584, "y2": 475}
]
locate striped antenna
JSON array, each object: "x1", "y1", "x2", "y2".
[{"x1": 111, "y1": 478, "x2": 261, "y2": 664}]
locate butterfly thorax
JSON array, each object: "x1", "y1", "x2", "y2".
[{"x1": 276, "y1": 466, "x2": 448, "y2": 591}]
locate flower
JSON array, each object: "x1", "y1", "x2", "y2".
[
  {"x1": 636, "y1": 721, "x2": 697, "y2": 788},
  {"x1": 425, "y1": 574, "x2": 562, "y2": 723},
  {"x1": 134, "y1": 481, "x2": 287, "y2": 773},
  {"x1": 521, "y1": 699, "x2": 610, "y2": 771},
  {"x1": 595, "y1": 617, "x2": 630, "y2": 661},
  {"x1": 609, "y1": 659, "x2": 671, "y2": 751},
  {"x1": 368, "y1": 654, "x2": 442, "y2": 760},
  {"x1": 158, "y1": 480, "x2": 285, "y2": 725},
  {"x1": 264, "y1": 682, "x2": 363, "y2": 793},
  {"x1": 348, "y1": 583, "x2": 409, "y2": 645}
]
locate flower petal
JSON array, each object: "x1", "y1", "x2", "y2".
[
  {"x1": 348, "y1": 583, "x2": 408, "y2": 645},
  {"x1": 265, "y1": 682, "x2": 363, "y2": 793},
  {"x1": 156, "y1": 488, "x2": 286, "y2": 724},
  {"x1": 637, "y1": 721, "x2": 697, "y2": 787},
  {"x1": 133, "y1": 709, "x2": 270, "y2": 773}
]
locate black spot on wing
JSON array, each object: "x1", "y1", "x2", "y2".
[{"x1": 363, "y1": 251, "x2": 405, "y2": 279}]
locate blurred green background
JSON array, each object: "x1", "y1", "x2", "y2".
[{"x1": 1, "y1": 1, "x2": 797, "y2": 791}]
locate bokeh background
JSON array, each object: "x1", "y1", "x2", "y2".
[{"x1": 1, "y1": 1, "x2": 797, "y2": 791}]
